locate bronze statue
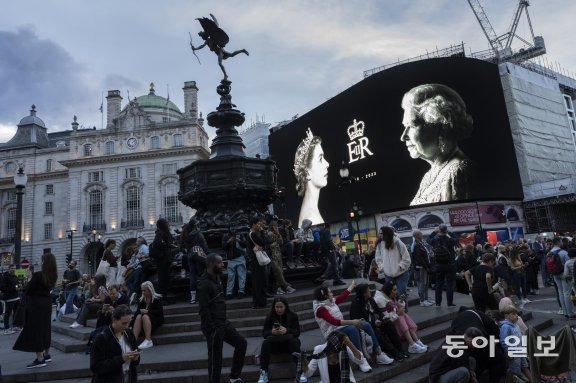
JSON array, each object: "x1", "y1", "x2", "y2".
[{"x1": 189, "y1": 14, "x2": 249, "y2": 80}]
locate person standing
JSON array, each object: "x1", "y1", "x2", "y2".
[
  {"x1": 317, "y1": 222, "x2": 346, "y2": 286},
  {"x1": 411, "y1": 230, "x2": 434, "y2": 307},
  {"x1": 267, "y1": 221, "x2": 295, "y2": 295},
  {"x1": 465, "y1": 253, "x2": 498, "y2": 312},
  {"x1": 102, "y1": 240, "x2": 119, "y2": 287},
  {"x1": 532, "y1": 235, "x2": 549, "y2": 286},
  {"x1": 222, "y1": 229, "x2": 248, "y2": 299},
  {"x1": 13, "y1": 252, "x2": 58, "y2": 368},
  {"x1": 90, "y1": 305, "x2": 140, "y2": 383},
  {"x1": 375, "y1": 226, "x2": 412, "y2": 298},
  {"x1": 1, "y1": 265, "x2": 21, "y2": 334},
  {"x1": 62, "y1": 259, "x2": 82, "y2": 315},
  {"x1": 427, "y1": 224, "x2": 458, "y2": 307},
  {"x1": 151, "y1": 218, "x2": 174, "y2": 299},
  {"x1": 182, "y1": 218, "x2": 208, "y2": 304},
  {"x1": 198, "y1": 253, "x2": 247, "y2": 383},
  {"x1": 248, "y1": 217, "x2": 269, "y2": 309}
]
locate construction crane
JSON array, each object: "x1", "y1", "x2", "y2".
[{"x1": 467, "y1": 0, "x2": 546, "y2": 63}]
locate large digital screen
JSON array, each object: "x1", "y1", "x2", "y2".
[{"x1": 269, "y1": 57, "x2": 523, "y2": 228}]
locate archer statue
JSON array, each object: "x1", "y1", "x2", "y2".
[{"x1": 189, "y1": 14, "x2": 249, "y2": 81}]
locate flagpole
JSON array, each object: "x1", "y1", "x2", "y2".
[{"x1": 100, "y1": 92, "x2": 104, "y2": 130}]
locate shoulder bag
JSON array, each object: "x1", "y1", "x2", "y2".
[{"x1": 249, "y1": 232, "x2": 271, "y2": 266}]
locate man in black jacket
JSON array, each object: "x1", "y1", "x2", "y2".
[
  {"x1": 198, "y1": 254, "x2": 247, "y2": 383},
  {"x1": 316, "y1": 223, "x2": 345, "y2": 286},
  {"x1": 427, "y1": 224, "x2": 458, "y2": 307},
  {"x1": 1, "y1": 265, "x2": 21, "y2": 334}
]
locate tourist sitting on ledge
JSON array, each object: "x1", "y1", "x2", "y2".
[
  {"x1": 257, "y1": 297, "x2": 301, "y2": 383},
  {"x1": 70, "y1": 273, "x2": 108, "y2": 329},
  {"x1": 374, "y1": 282, "x2": 428, "y2": 354},
  {"x1": 132, "y1": 281, "x2": 164, "y2": 350}
]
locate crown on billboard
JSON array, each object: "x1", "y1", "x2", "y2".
[
  {"x1": 293, "y1": 128, "x2": 314, "y2": 175},
  {"x1": 347, "y1": 119, "x2": 365, "y2": 141}
]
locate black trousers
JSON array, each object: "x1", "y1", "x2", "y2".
[
  {"x1": 260, "y1": 336, "x2": 301, "y2": 371},
  {"x1": 204, "y1": 324, "x2": 247, "y2": 383},
  {"x1": 471, "y1": 290, "x2": 497, "y2": 312},
  {"x1": 321, "y1": 250, "x2": 341, "y2": 281},
  {"x1": 252, "y1": 263, "x2": 268, "y2": 307},
  {"x1": 155, "y1": 258, "x2": 171, "y2": 297},
  {"x1": 3, "y1": 299, "x2": 20, "y2": 329},
  {"x1": 378, "y1": 320, "x2": 403, "y2": 353},
  {"x1": 435, "y1": 263, "x2": 456, "y2": 306}
]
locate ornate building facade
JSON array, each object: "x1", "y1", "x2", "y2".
[{"x1": 0, "y1": 81, "x2": 209, "y2": 273}]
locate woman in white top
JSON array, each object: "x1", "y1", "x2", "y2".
[{"x1": 374, "y1": 226, "x2": 411, "y2": 298}]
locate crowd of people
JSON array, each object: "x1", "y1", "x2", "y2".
[{"x1": 2, "y1": 214, "x2": 575, "y2": 383}]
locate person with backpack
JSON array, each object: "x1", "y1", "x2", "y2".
[
  {"x1": 182, "y1": 218, "x2": 209, "y2": 304},
  {"x1": 547, "y1": 237, "x2": 574, "y2": 318},
  {"x1": 427, "y1": 224, "x2": 458, "y2": 307}
]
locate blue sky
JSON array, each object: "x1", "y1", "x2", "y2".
[{"x1": 1, "y1": 0, "x2": 574, "y2": 142}]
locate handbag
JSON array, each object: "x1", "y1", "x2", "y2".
[
  {"x1": 249, "y1": 232, "x2": 271, "y2": 266},
  {"x1": 96, "y1": 257, "x2": 110, "y2": 276}
]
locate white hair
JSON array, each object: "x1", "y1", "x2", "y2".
[{"x1": 140, "y1": 281, "x2": 162, "y2": 302}]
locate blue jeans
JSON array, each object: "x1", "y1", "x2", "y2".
[
  {"x1": 64, "y1": 286, "x2": 77, "y2": 314},
  {"x1": 435, "y1": 263, "x2": 456, "y2": 306},
  {"x1": 383, "y1": 270, "x2": 410, "y2": 297},
  {"x1": 416, "y1": 267, "x2": 430, "y2": 302},
  {"x1": 336, "y1": 322, "x2": 380, "y2": 352},
  {"x1": 553, "y1": 275, "x2": 574, "y2": 316},
  {"x1": 512, "y1": 272, "x2": 528, "y2": 299},
  {"x1": 127, "y1": 267, "x2": 142, "y2": 296},
  {"x1": 226, "y1": 256, "x2": 246, "y2": 296}
]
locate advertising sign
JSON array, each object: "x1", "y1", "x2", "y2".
[
  {"x1": 449, "y1": 204, "x2": 507, "y2": 226},
  {"x1": 269, "y1": 57, "x2": 523, "y2": 228}
]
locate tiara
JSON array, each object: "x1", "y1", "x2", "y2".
[{"x1": 293, "y1": 128, "x2": 314, "y2": 176}]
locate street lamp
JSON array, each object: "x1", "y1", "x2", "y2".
[
  {"x1": 66, "y1": 229, "x2": 77, "y2": 263},
  {"x1": 13, "y1": 167, "x2": 28, "y2": 268},
  {"x1": 351, "y1": 202, "x2": 363, "y2": 254},
  {"x1": 88, "y1": 228, "x2": 101, "y2": 243},
  {"x1": 339, "y1": 162, "x2": 355, "y2": 246}
]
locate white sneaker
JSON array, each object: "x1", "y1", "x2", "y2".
[
  {"x1": 426, "y1": 298, "x2": 435, "y2": 304},
  {"x1": 558, "y1": 308, "x2": 564, "y2": 315},
  {"x1": 408, "y1": 343, "x2": 427, "y2": 354},
  {"x1": 420, "y1": 300, "x2": 434, "y2": 307},
  {"x1": 138, "y1": 339, "x2": 153, "y2": 349},
  {"x1": 523, "y1": 298, "x2": 531, "y2": 303},
  {"x1": 3, "y1": 329, "x2": 15, "y2": 335},
  {"x1": 285, "y1": 286, "x2": 296, "y2": 294},
  {"x1": 190, "y1": 291, "x2": 196, "y2": 304},
  {"x1": 299, "y1": 374, "x2": 308, "y2": 383},
  {"x1": 376, "y1": 352, "x2": 394, "y2": 365},
  {"x1": 69, "y1": 322, "x2": 83, "y2": 329},
  {"x1": 276, "y1": 288, "x2": 285, "y2": 295},
  {"x1": 357, "y1": 356, "x2": 372, "y2": 372},
  {"x1": 416, "y1": 340, "x2": 428, "y2": 349}
]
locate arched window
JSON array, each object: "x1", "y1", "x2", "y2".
[
  {"x1": 150, "y1": 136, "x2": 160, "y2": 149},
  {"x1": 89, "y1": 190, "x2": 104, "y2": 229},
  {"x1": 125, "y1": 186, "x2": 142, "y2": 227},
  {"x1": 163, "y1": 182, "x2": 180, "y2": 223}
]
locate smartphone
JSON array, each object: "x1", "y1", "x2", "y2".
[{"x1": 273, "y1": 322, "x2": 280, "y2": 329}]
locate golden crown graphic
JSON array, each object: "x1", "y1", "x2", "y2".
[
  {"x1": 293, "y1": 128, "x2": 314, "y2": 175},
  {"x1": 347, "y1": 119, "x2": 365, "y2": 141}
]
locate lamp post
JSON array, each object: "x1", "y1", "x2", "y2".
[
  {"x1": 351, "y1": 202, "x2": 363, "y2": 254},
  {"x1": 66, "y1": 229, "x2": 77, "y2": 263},
  {"x1": 339, "y1": 162, "x2": 355, "y2": 246},
  {"x1": 88, "y1": 228, "x2": 101, "y2": 243},
  {"x1": 13, "y1": 167, "x2": 28, "y2": 268}
]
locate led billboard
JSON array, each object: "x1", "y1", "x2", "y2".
[{"x1": 269, "y1": 57, "x2": 523, "y2": 228}]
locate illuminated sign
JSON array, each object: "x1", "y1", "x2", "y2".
[{"x1": 346, "y1": 119, "x2": 374, "y2": 164}]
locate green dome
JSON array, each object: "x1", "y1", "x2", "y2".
[{"x1": 123, "y1": 84, "x2": 182, "y2": 115}]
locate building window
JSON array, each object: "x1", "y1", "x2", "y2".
[
  {"x1": 6, "y1": 207, "x2": 16, "y2": 240},
  {"x1": 4, "y1": 162, "x2": 17, "y2": 174},
  {"x1": 163, "y1": 182, "x2": 179, "y2": 223},
  {"x1": 105, "y1": 141, "x2": 115, "y2": 155},
  {"x1": 84, "y1": 144, "x2": 93, "y2": 156},
  {"x1": 126, "y1": 186, "x2": 142, "y2": 226},
  {"x1": 46, "y1": 184, "x2": 54, "y2": 195},
  {"x1": 150, "y1": 136, "x2": 160, "y2": 149},
  {"x1": 89, "y1": 190, "x2": 103, "y2": 229},
  {"x1": 89, "y1": 171, "x2": 104, "y2": 183},
  {"x1": 173, "y1": 134, "x2": 183, "y2": 147},
  {"x1": 7, "y1": 191, "x2": 16, "y2": 201},
  {"x1": 45, "y1": 201, "x2": 53, "y2": 215},
  {"x1": 162, "y1": 163, "x2": 177, "y2": 175},
  {"x1": 125, "y1": 167, "x2": 141, "y2": 179},
  {"x1": 46, "y1": 159, "x2": 53, "y2": 172},
  {"x1": 44, "y1": 223, "x2": 53, "y2": 240}
]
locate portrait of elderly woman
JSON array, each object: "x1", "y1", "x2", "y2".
[
  {"x1": 293, "y1": 128, "x2": 330, "y2": 228},
  {"x1": 401, "y1": 84, "x2": 475, "y2": 205}
]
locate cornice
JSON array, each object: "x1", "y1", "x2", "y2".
[
  {"x1": 0, "y1": 170, "x2": 68, "y2": 187},
  {"x1": 60, "y1": 146, "x2": 209, "y2": 168}
]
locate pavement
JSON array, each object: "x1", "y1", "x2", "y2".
[{"x1": 0, "y1": 279, "x2": 572, "y2": 382}]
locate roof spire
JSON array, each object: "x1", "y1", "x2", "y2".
[
  {"x1": 149, "y1": 82, "x2": 155, "y2": 95},
  {"x1": 30, "y1": 104, "x2": 37, "y2": 116}
]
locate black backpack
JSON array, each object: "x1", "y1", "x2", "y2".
[{"x1": 433, "y1": 236, "x2": 453, "y2": 264}]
